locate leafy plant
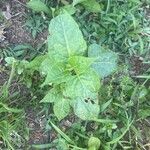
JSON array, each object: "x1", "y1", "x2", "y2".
[
  {"x1": 39, "y1": 12, "x2": 117, "y2": 121},
  {"x1": 11, "y1": 12, "x2": 117, "y2": 121}
]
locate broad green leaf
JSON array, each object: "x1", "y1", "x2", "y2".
[
  {"x1": 40, "y1": 58, "x2": 68, "y2": 85},
  {"x1": 73, "y1": 97, "x2": 99, "y2": 120},
  {"x1": 88, "y1": 44, "x2": 117, "y2": 78},
  {"x1": 48, "y1": 13, "x2": 87, "y2": 62},
  {"x1": 54, "y1": 98, "x2": 70, "y2": 120},
  {"x1": 81, "y1": 0, "x2": 101, "y2": 13},
  {"x1": 63, "y1": 69, "x2": 100, "y2": 98},
  {"x1": 68, "y1": 56, "x2": 95, "y2": 74},
  {"x1": 27, "y1": 0, "x2": 51, "y2": 16},
  {"x1": 41, "y1": 86, "x2": 71, "y2": 120}
]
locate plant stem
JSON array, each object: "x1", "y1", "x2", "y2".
[
  {"x1": 6, "y1": 60, "x2": 16, "y2": 91},
  {"x1": 106, "y1": 0, "x2": 110, "y2": 14}
]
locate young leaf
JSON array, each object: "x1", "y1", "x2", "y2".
[
  {"x1": 73, "y1": 97, "x2": 99, "y2": 120},
  {"x1": 88, "y1": 44, "x2": 117, "y2": 78},
  {"x1": 54, "y1": 98, "x2": 71, "y2": 121},
  {"x1": 68, "y1": 56, "x2": 95, "y2": 74},
  {"x1": 48, "y1": 13, "x2": 87, "y2": 62},
  {"x1": 41, "y1": 85, "x2": 71, "y2": 120},
  {"x1": 27, "y1": 0, "x2": 51, "y2": 16}
]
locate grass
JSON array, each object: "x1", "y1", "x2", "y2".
[
  {"x1": 75, "y1": 0, "x2": 150, "y2": 56},
  {"x1": 0, "y1": 65, "x2": 28, "y2": 149},
  {"x1": 0, "y1": 0, "x2": 150, "y2": 149}
]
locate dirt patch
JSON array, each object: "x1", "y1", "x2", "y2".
[
  {"x1": 129, "y1": 55, "x2": 150, "y2": 78},
  {"x1": 1, "y1": 0, "x2": 48, "y2": 49},
  {"x1": 138, "y1": 120, "x2": 150, "y2": 150},
  {"x1": 5, "y1": 0, "x2": 33, "y2": 45},
  {"x1": 26, "y1": 108, "x2": 49, "y2": 145}
]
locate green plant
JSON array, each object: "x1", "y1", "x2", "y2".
[
  {"x1": 25, "y1": 13, "x2": 49, "y2": 39},
  {"x1": 7, "y1": 12, "x2": 117, "y2": 120},
  {"x1": 38, "y1": 12, "x2": 117, "y2": 121}
]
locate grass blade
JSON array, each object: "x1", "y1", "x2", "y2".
[{"x1": 49, "y1": 121, "x2": 74, "y2": 144}]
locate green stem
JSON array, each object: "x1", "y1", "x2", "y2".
[
  {"x1": 6, "y1": 60, "x2": 16, "y2": 91},
  {"x1": 106, "y1": 0, "x2": 110, "y2": 14}
]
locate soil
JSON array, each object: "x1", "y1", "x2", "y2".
[
  {"x1": 0, "y1": 0, "x2": 48, "y2": 48},
  {"x1": 130, "y1": 55, "x2": 150, "y2": 76}
]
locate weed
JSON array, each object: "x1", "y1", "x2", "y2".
[{"x1": 25, "y1": 13, "x2": 49, "y2": 39}]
